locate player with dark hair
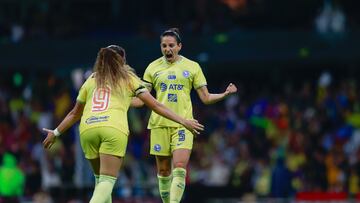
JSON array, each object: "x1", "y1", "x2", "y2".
[
  {"x1": 42, "y1": 45, "x2": 204, "y2": 203},
  {"x1": 132, "y1": 28, "x2": 237, "y2": 203}
]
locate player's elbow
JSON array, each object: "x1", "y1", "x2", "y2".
[
  {"x1": 132, "y1": 101, "x2": 145, "y2": 108},
  {"x1": 70, "y1": 111, "x2": 82, "y2": 121},
  {"x1": 198, "y1": 92, "x2": 212, "y2": 105},
  {"x1": 131, "y1": 98, "x2": 145, "y2": 108},
  {"x1": 202, "y1": 100, "x2": 212, "y2": 105}
]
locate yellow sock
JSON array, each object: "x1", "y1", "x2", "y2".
[
  {"x1": 158, "y1": 174, "x2": 172, "y2": 203},
  {"x1": 170, "y1": 168, "x2": 186, "y2": 203},
  {"x1": 90, "y1": 175, "x2": 116, "y2": 203},
  {"x1": 94, "y1": 175, "x2": 100, "y2": 185},
  {"x1": 94, "y1": 175, "x2": 112, "y2": 203}
]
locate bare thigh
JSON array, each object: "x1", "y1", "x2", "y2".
[
  {"x1": 88, "y1": 154, "x2": 123, "y2": 177},
  {"x1": 88, "y1": 158, "x2": 100, "y2": 175},
  {"x1": 172, "y1": 149, "x2": 191, "y2": 169}
]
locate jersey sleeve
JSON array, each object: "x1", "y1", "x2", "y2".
[
  {"x1": 76, "y1": 85, "x2": 87, "y2": 103},
  {"x1": 193, "y1": 63, "x2": 207, "y2": 89},
  {"x1": 130, "y1": 74, "x2": 148, "y2": 97},
  {"x1": 76, "y1": 80, "x2": 88, "y2": 103},
  {"x1": 76, "y1": 73, "x2": 94, "y2": 103},
  {"x1": 143, "y1": 66, "x2": 153, "y2": 89}
]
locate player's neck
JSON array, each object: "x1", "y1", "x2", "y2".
[{"x1": 167, "y1": 55, "x2": 182, "y2": 64}]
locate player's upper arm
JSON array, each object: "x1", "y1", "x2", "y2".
[
  {"x1": 76, "y1": 73, "x2": 94, "y2": 103},
  {"x1": 76, "y1": 85, "x2": 87, "y2": 103},
  {"x1": 193, "y1": 63, "x2": 207, "y2": 89},
  {"x1": 136, "y1": 91, "x2": 159, "y2": 110},
  {"x1": 128, "y1": 73, "x2": 148, "y2": 97},
  {"x1": 143, "y1": 80, "x2": 153, "y2": 92},
  {"x1": 130, "y1": 80, "x2": 151, "y2": 108},
  {"x1": 71, "y1": 101, "x2": 85, "y2": 118}
]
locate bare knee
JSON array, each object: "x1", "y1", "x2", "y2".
[
  {"x1": 156, "y1": 156, "x2": 172, "y2": 176},
  {"x1": 173, "y1": 161, "x2": 187, "y2": 169},
  {"x1": 158, "y1": 168, "x2": 171, "y2": 176}
]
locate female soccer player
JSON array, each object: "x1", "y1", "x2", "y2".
[
  {"x1": 42, "y1": 45, "x2": 204, "y2": 203},
  {"x1": 132, "y1": 28, "x2": 237, "y2": 203}
]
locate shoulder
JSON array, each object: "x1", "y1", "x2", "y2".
[
  {"x1": 180, "y1": 56, "x2": 201, "y2": 71},
  {"x1": 81, "y1": 72, "x2": 95, "y2": 86},
  {"x1": 128, "y1": 71, "x2": 141, "y2": 82},
  {"x1": 88, "y1": 72, "x2": 96, "y2": 79},
  {"x1": 146, "y1": 57, "x2": 164, "y2": 72}
]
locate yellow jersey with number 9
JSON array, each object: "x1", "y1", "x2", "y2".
[
  {"x1": 143, "y1": 56, "x2": 207, "y2": 129},
  {"x1": 77, "y1": 73, "x2": 147, "y2": 135}
]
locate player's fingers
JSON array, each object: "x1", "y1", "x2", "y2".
[
  {"x1": 192, "y1": 119, "x2": 199, "y2": 123},
  {"x1": 192, "y1": 121, "x2": 203, "y2": 129},
  {"x1": 196, "y1": 127, "x2": 203, "y2": 132},
  {"x1": 192, "y1": 120, "x2": 201, "y2": 126},
  {"x1": 45, "y1": 140, "x2": 52, "y2": 149},
  {"x1": 43, "y1": 141, "x2": 48, "y2": 148},
  {"x1": 193, "y1": 129, "x2": 199, "y2": 135},
  {"x1": 42, "y1": 128, "x2": 53, "y2": 133},
  {"x1": 196, "y1": 123, "x2": 204, "y2": 130}
]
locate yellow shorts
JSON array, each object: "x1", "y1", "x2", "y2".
[
  {"x1": 80, "y1": 127, "x2": 128, "y2": 159},
  {"x1": 150, "y1": 127, "x2": 194, "y2": 156}
]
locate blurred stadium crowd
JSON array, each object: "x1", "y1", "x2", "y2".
[
  {"x1": 1, "y1": 68, "x2": 360, "y2": 202},
  {"x1": 1, "y1": 0, "x2": 360, "y2": 202},
  {"x1": 1, "y1": 0, "x2": 360, "y2": 43}
]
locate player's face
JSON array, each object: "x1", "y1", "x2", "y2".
[{"x1": 160, "y1": 36, "x2": 182, "y2": 63}]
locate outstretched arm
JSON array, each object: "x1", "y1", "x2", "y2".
[
  {"x1": 43, "y1": 101, "x2": 85, "y2": 149},
  {"x1": 137, "y1": 91, "x2": 204, "y2": 134},
  {"x1": 196, "y1": 83, "x2": 237, "y2": 105}
]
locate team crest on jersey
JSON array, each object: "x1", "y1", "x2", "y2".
[
  {"x1": 154, "y1": 144, "x2": 161, "y2": 152},
  {"x1": 183, "y1": 70, "x2": 190, "y2": 78},
  {"x1": 160, "y1": 82, "x2": 167, "y2": 92}
]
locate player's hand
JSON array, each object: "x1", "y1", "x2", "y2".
[
  {"x1": 224, "y1": 83, "x2": 237, "y2": 96},
  {"x1": 183, "y1": 119, "x2": 204, "y2": 135},
  {"x1": 42, "y1": 128, "x2": 57, "y2": 149}
]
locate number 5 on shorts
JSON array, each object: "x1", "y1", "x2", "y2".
[{"x1": 92, "y1": 87, "x2": 111, "y2": 112}]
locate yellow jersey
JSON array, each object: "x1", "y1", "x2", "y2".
[
  {"x1": 143, "y1": 56, "x2": 207, "y2": 129},
  {"x1": 77, "y1": 73, "x2": 147, "y2": 135}
]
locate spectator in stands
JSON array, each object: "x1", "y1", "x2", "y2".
[{"x1": 0, "y1": 152, "x2": 25, "y2": 203}]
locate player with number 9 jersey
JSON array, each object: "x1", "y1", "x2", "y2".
[{"x1": 77, "y1": 72, "x2": 145, "y2": 136}]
